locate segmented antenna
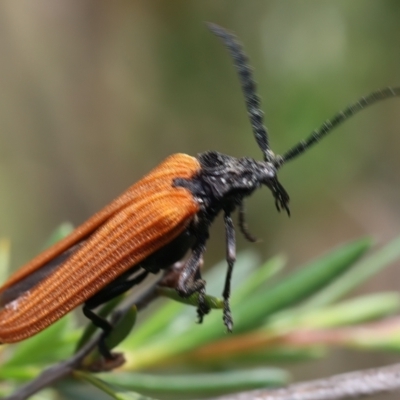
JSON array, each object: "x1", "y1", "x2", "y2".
[
  {"x1": 207, "y1": 23, "x2": 272, "y2": 162},
  {"x1": 279, "y1": 87, "x2": 400, "y2": 166}
]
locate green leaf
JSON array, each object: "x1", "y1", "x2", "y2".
[
  {"x1": 268, "y1": 292, "x2": 400, "y2": 331},
  {"x1": 300, "y1": 235, "x2": 400, "y2": 309},
  {"x1": 234, "y1": 238, "x2": 372, "y2": 331},
  {"x1": 105, "y1": 306, "x2": 137, "y2": 351},
  {"x1": 98, "y1": 368, "x2": 288, "y2": 397},
  {"x1": 75, "y1": 371, "x2": 156, "y2": 400},
  {"x1": 204, "y1": 249, "x2": 261, "y2": 296},
  {"x1": 230, "y1": 255, "x2": 286, "y2": 307}
]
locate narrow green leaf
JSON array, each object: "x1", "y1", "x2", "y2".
[
  {"x1": 123, "y1": 298, "x2": 186, "y2": 350},
  {"x1": 268, "y1": 292, "x2": 400, "y2": 331},
  {"x1": 234, "y1": 238, "x2": 371, "y2": 332},
  {"x1": 75, "y1": 371, "x2": 156, "y2": 400},
  {"x1": 105, "y1": 307, "x2": 137, "y2": 351},
  {"x1": 231, "y1": 255, "x2": 286, "y2": 307},
  {"x1": 100, "y1": 368, "x2": 288, "y2": 397},
  {"x1": 301, "y1": 236, "x2": 400, "y2": 309},
  {"x1": 204, "y1": 249, "x2": 261, "y2": 296}
]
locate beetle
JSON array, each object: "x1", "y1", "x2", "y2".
[{"x1": 0, "y1": 23, "x2": 399, "y2": 360}]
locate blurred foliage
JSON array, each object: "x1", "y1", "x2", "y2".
[{"x1": 1, "y1": 227, "x2": 400, "y2": 398}]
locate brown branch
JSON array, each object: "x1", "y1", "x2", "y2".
[{"x1": 210, "y1": 363, "x2": 400, "y2": 400}]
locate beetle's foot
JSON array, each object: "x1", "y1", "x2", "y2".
[
  {"x1": 196, "y1": 289, "x2": 210, "y2": 324},
  {"x1": 176, "y1": 279, "x2": 210, "y2": 324}
]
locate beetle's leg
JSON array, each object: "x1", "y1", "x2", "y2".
[
  {"x1": 193, "y1": 260, "x2": 208, "y2": 323},
  {"x1": 238, "y1": 202, "x2": 257, "y2": 242},
  {"x1": 86, "y1": 269, "x2": 149, "y2": 309},
  {"x1": 176, "y1": 238, "x2": 209, "y2": 322},
  {"x1": 83, "y1": 269, "x2": 149, "y2": 359},
  {"x1": 82, "y1": 306, "x2": 114, "y2": 359},
  {"x1": 222, "y1": 212, "x2": 236, "y2": 332}
]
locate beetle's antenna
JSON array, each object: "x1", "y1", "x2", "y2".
[
  {"x1": 276, "y1": 87, "x2": 400, "y2": 167},
  {"x1": 207, "y1": 23, "x2": 272, "y2": 162}
]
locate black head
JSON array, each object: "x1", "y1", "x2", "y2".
[{"x1": 197, "y1": 151, "x2": 289, "y2": 216}]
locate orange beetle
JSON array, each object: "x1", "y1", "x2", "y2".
[{"x1": 0, "y1": 23, "x2": 399, "y2": 359}]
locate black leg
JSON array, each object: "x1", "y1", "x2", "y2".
[
  {"x1": 176, "y1": 240, "x2": 207, "y2": 296},
  {"x1": 193, "y1": 260, "x2": 209, "y2": 323},
  {"x1": 238, "y1": 201, "x2": 257, "y2": 242},
  {"x1": 176, "y1": 238, "x2": 209, "y2": 322},
  {"x1": 83, "y1": 269, "x2": 149, "y2": 359},
  {"x1": 86, "y1": 269, "x2": 149, "y2": 309},
  {"x1": 82, "y1": 306, "x2": 114, "y2": 359},
  {"x1": 222, "y1": 212, "x2": 236, "y2": 332}
]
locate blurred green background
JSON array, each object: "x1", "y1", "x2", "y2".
[{"x1": 0, "y1": 0, "x2": 400, "y2": 395}]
